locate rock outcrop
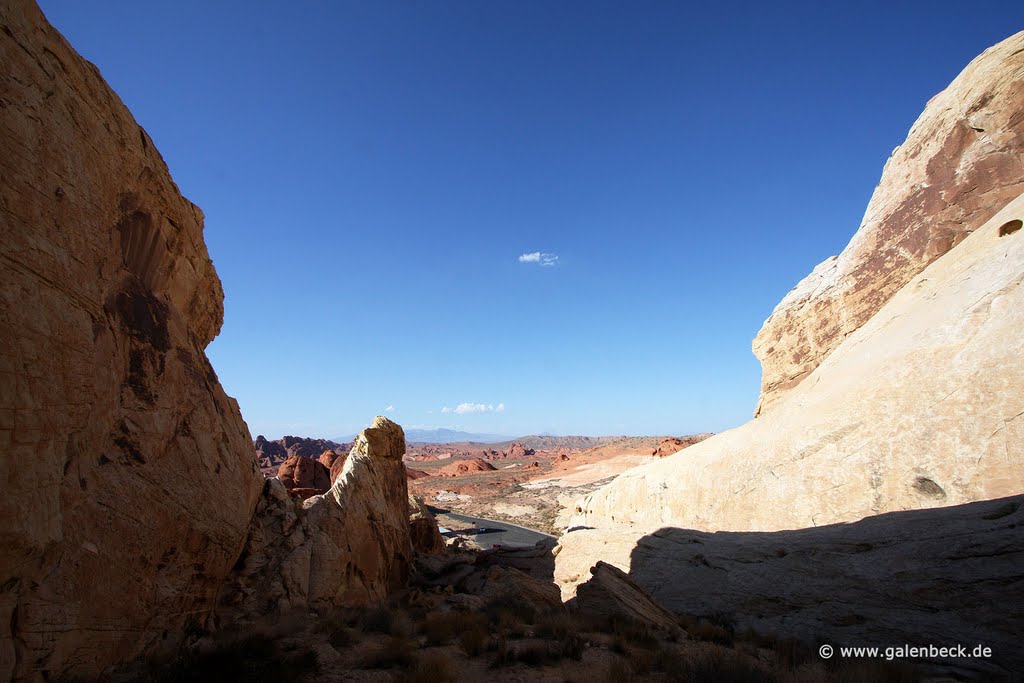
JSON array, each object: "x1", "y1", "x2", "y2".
[
  {"x1": 555, "y1": 36, "x2": 1024, "y2": 676},
  {"x1": 438, "y1": 458, "x2": 497, "y2": 476},
  {"x1": 223, "y1": 417, "x2": 413, "y2": 616},
  {"x1": 408, "y1": 495, "x2": 446, "y2": 555},
  {"x1": 507, "y1": 443, "x2": 536, "y2": 458},
  {"x1": 276, "y1": 454, "x2": 331, "y2": 491},
  {"x1": 0, "y1": 2, "x2": 264, "y2": 679},
  {"x1": 571, "y1": 562, "x2": 681, "y2": 635},
  {"x1": 753, "y1": 32, "x2": 1024, "y2": 414},
  {"x1": 560, "y1": 193, "x2": 1024, "y2": 577},
  {"x1": 254, "y1": 435, "x2": 288, "y2": 470}
]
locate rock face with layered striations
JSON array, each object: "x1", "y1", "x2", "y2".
[
  {"x1": 0, "y1": 2, "x2": 264, "y2": 679},
  {"x1": 559, "y1": 190, "x2": 1024, "y2": 587},
  {"x1": 753, "y1": 32, "x2": 1024, "y2": 414},
  {"x1": 223, "y1": 417, "x2": 413, "y2": 616}
]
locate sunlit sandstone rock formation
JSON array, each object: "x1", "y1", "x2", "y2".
[
  {"x1": 221, "y1": 417, "x2": 413, "y2": 617},
  {"x1": 753, "y1": 31, "x2": 1024, "y2": 414},
  {"x1": 556, "y1": 34, "x2": 1024, "y2": 674}
]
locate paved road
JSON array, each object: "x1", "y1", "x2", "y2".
[{"x1": 439, "y1": 512, "x2": 555, "y2": 550}]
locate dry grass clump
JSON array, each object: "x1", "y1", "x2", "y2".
[
  {"x1": 135, "y1": 633, "x2": 319, "y2": 683},
  {"x1": 420, "y1": 609, "x2": 487, "y2": 646},
  {"x1": 401, "y1": 651, "x2": 458, "y2": 683},
  {"x1": 361, "y1": 635, "x2": 417, "y2": 669}
]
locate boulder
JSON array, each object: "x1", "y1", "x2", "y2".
[
  {"x1": 753, "y1": 31, "x2": 1024, "y2": 413},
  {"x1": 572, "y1": 562, "x2": 680, "y2": 634},
  {"x1": 0, "y1": 2, "x2": 263, "y2": 679},
  {"x1": 318, "y1": 448, "x2": 343, "y2": 470},
  {"x1": 276, "y1": 454, "x2": 331, "y2": 491},
  {"x1": 408, "y1": 495, "x2": 445, "y2": 555}
]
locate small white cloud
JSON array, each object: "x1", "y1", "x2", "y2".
[
  {"x1": 384, "y1": 405, "x2": 395, "y2": 413},
  {"x1": 451, "y1": 402, "x2": 505, "y2": 415},
  {"x1": 518, "y1": 251, "x2": 559, "y2": 267},
  {"x1": 441, "y1": 406, "x2": 451, "y2": 414}
]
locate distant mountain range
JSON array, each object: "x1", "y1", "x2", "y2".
[
  {"x1": 333, "y1": 428, "x2": 511, "y2": 444},
  {"x1": 332, "y1": 428, "x2": 697, "y2": 449}
]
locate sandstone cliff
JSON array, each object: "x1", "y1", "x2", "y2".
[
  {"x1": 0, "y1": 1, "x2": 265, "y2": 679},
  {"x1": 555, "y1": 37, "x2": 1024, "y2": 674},
  {"x1": 754, "y1": 31, "x2": 1024, "y2": 413},
  {"x1": 559, "y1": 192, "x2": 1024, "y2": 576}
]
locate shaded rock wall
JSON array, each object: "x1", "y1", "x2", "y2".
[
  {"x1": 754, "y1": 31, "x2": 1024, "y2": 413},
  {"x1": 564, "y1": 496, "x2": 1024, "y2": 678},
  {"x1": 0, "y1": 1, "x2": 264, "y2": 679}
]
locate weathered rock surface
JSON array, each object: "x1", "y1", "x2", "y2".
[
  {"x1": 506, "y1": 443, "x2": 536, "y2": 458},
  {"x1": 559, "y1": 193, "x2": 1024, "y2": 579},
  {"x1": 408, "y1": 495, "x2": 446, "y2": 556},
  {"x1": 571, "y1": 562, "x2": 681, "y2": 635},
  {"x1": 276, "y1": 454, "x2": 331, "y2": 491},
  {"x1": 754, "y1": 31, "x2": 1024, "y2": 413},
  {"x1": 254, "y1": 435, "x2": 288, "y2": 469},
  {"x1": 438, "y1": 458, "x2": 497, "y2": 476},
  {"x1": 318, "y1": 448, "x2": 343, "y2": 470},
  {"x1": 0, "y1": 2, "x2": 263, "y2": 679},
  {"x1": 223, "y1": 417, "x2": 413, "y2": 616},
  {"x1": 563, "y1": 496, "x2": 1024, "y2": 677},
  {"x1": 651, "y1": 437, "x2": 695, "y2": 457}
]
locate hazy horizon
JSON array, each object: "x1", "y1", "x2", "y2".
[{"x1": 39, "y1": 0, "x2": 1024, "y2": 438}]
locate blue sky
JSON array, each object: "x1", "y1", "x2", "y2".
[{"x1": 40, "y1": 1, "x2": 1022, "y2": 439}]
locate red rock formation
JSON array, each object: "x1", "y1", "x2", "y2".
[
  {"x1": 319, "y1": 448, "x2": 345, "y2": 469},
  {"x1": 330, "y1": 455, "x2": 347, "y2": 485},
  {"x1": 406, "y1": 468, "x2": 431, "y2": 480},
  {"x1": 507, "y1": 443, "x2": 536, "y2": 458},
  {"x1": 277, "y1": 455, "x2": 331, "y2": 491},
  {"x1": 0, "y1": 2, "x2": 264, "y2": 678},
  {"x1": 438, "y1": 458, "x2": 498, "y2": 476},
  {"x1": 652, "y1": 437, "x2": 694, "y2": 457}
]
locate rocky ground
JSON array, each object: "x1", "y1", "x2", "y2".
[{"x1": 114, "y1": 539, "x2": 919, "y2": 683}]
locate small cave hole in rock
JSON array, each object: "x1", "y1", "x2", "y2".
[
  {"x1": 998, "y1": 219, "x2": 1022, "y2": 237},
  {"x1": 912, "y1": 476, "x2": 946, "y2": 500}
]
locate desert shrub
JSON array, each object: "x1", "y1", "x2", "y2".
[
  {"x1": 458, "y1": 618, "x2": 490, "y2": 656},
  {"x1": 485, "y1": 594, "x2": 537, "y2": 626},
  {"x1": 358, "y1": 606, "x2": 395, "y2": 634},
  {"x1": 327, "y1": 626, "x2": 357, "y2": 648},
  {"x1": 147, "y1": 634, "x2": 319, "y2": 683},
  {"x1": 686, "y1": 618, "x2": 733, "y2": 645},
  {"x1": 681, "y1": 645, "x2": 774, "y2": 683},
  {"x1": 402, "y1": 651, "x2": 458, "y2": 683},
  {"x1": 534, "y1": 610, "x2": 574, "y2": 640},
  {"x1": 606, "y1": 656, "x2": 636, "y2": 683},
  {"x1": 361, "y1": 635, "x2": 416, "y2": 669}
]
